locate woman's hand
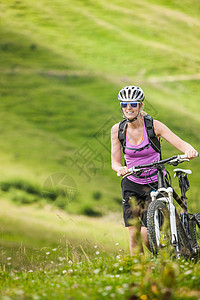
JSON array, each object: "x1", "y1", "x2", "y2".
[
  {"x1": 117, "y1": 166, "x2": 129, "y2": 176},
  {"x1": 184, "y1": 150, "x2": 199, "y2": 159}
]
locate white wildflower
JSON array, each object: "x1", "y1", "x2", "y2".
[
  {"x1": 114, "y1": 263, "x2": 119, "y2": 268},
  {"x1": 58, "y1": 257, "x2": 65, "y2": 262},
  {"x1": 7, "y1": 257, "x2": 12, "y2": 260},
  {"x1": 110, "y1": 293, "x2": 115, "y2": 298},
  {"x1": 94, "y1": 269, "x2": 100, "y2": 274},
  {"x1": 46, "y1": 252, "x2": 50, "y2": 255},
  {"x1": 105, "y1": 286, "x2": 112, "y2": 291},
  {"x1": 184, "y1": 270, "x2": 192, "y2": 275},
  {"x1": 62, "y1": 270, "x2": 67, "y2": 274},
  {"x1": 68, "y1": 269, "x2": 73, "y2": 273},
  {"x1": 115, "y1": 243, "x2": 119, "y2": 246},
  {"x1": 96, "y1": 251, "x2": 100, "y2": 255}
]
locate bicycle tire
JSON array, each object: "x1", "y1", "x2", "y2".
[
  {"x1": 194, "y1": 213, "x2": 200, "y2": 224},
  {"x1": 194, "y1": 213, "x2": 200, "y2": 254},
  {"x1": 175, "y1": 211, "x2": 194, "y2": 258},
  {"x1": 147, "y1": 199, "x2": 172, "y2": 255},
  {"x1": 188, "y1": 213, "x2": 200, "y2": 257}
]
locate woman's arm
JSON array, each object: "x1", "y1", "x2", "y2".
[
  {"x1": 111, "y1": 123, "x2": 129, "y2": 175},
  {"x1": 153, "y1": 120, "x2": 198, "y2": 159}
]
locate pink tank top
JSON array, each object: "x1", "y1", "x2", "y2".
[{"x1": 124, "y1": 118, "x2": 160, "y2": 184}]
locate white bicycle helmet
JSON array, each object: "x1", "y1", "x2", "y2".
[{"x1": 118, "y1": 86, "x2": 145, "y2": 102}]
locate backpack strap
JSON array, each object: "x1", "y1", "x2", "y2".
[
  {"x1": 144, "y1": 115, "x2": 161, "y2": 155},
  {"x1": 118, "y1": 115, "x2": 161, "y2": 155},
  {"x1": 118, "y1": 119, "x2": 127, "y2": 154}
]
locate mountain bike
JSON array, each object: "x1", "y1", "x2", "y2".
[{"x1": 118, "y1": 154, "x2": 200, "y2": 259}]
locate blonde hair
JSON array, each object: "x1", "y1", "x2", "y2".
[{"x1": 140, "y1": 103, "x2": 147, "y2": 117}]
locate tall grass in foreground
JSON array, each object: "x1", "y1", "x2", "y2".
[{"x1": 0, "y1": 241, "x2": 200, "y2": 300}]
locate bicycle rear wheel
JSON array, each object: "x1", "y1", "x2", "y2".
[
  {"x1": 188, "y1": 213, "x2": 200, "y2": 257},
  {"x1": 147, "y1": 199, "x2": 172, "y2": 255},
  {"x1": 194, "y1": 213, "x2": 200, "y2": 247},
  {"x1": 175, "y1": 212, "x2": 194, "y2": 258}
]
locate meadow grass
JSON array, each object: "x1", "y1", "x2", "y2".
[
  {"x1": 1, "y1": 200, "x2": 200, "y2": 300},
  {"x1": 1, "y1": 246, "x2": 200, "y2": 300}
]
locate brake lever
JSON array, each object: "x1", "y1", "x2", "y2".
[
  {"x1": 171, "y1": 162, "x2": 179, "y2": 166},
  {"x1": 179, "y1": 158, "x2": 190, "y2": 163},
  {"x1": 169, "y1": 158, "x2": 189, "y2": 166}
]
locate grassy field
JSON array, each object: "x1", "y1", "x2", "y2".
[
  {"x1": 0, "y1": 0, "x2": 199, "y2": 214},
  {"x1": 1, "y1": 199, "x2": 200, "y2": 300},
  {"x1": 0, "y1": 0, "x2": 200, "y2": 298}
]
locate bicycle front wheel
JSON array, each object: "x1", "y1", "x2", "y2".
[{"x1": 147, "y1": 199, "x2": 172, "y2": 255}]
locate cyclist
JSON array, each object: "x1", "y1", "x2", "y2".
[{"x1": 111, "y1": 86, "x2": 198, "y2": 255}]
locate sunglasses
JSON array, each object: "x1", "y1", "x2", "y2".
[{"x1": 120, "y1": 102, "x2": 140, "y2": 108}]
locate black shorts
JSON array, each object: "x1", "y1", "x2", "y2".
[{"x1": 121, "y1": 177, "x2": 158, "y2": 227}]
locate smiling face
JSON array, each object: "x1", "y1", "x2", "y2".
[{"x1": 120, "y1": 102, "x2": 141, "y2": 120}]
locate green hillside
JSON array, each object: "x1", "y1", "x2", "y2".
[{"x1": 0, "y1": 0, "x2": 200, "y2": 217}]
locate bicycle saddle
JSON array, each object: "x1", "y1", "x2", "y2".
[{"x1": 173, "y1": 168, "x2": 192, "y2": 177}]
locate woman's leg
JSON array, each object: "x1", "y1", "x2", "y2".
[
  {"x1": 129, "y1": 226, "x2": 151, "y2": 255},
  {"x1": 128, "y1": 225, "x2": 143, "y2": 256},
  {"x1": 140, "y1": 226, "x2": 151, "y2": 251}
]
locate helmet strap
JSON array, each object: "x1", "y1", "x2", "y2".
[{"x1": 127, "y1": 110, "x2": 141, "y2": 122}]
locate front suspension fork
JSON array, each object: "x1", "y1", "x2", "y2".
[{"x1": 167, "y1": 188, "x2": 180, "y2": 257}]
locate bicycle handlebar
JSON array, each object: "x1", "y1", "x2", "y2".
[{"x1": 117, "y1": 153, "x2": 199, "y2": 177}]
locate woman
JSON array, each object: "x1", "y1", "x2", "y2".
[{"x1": 111, "y1": 86, "x2": 198, "y2": 255}]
